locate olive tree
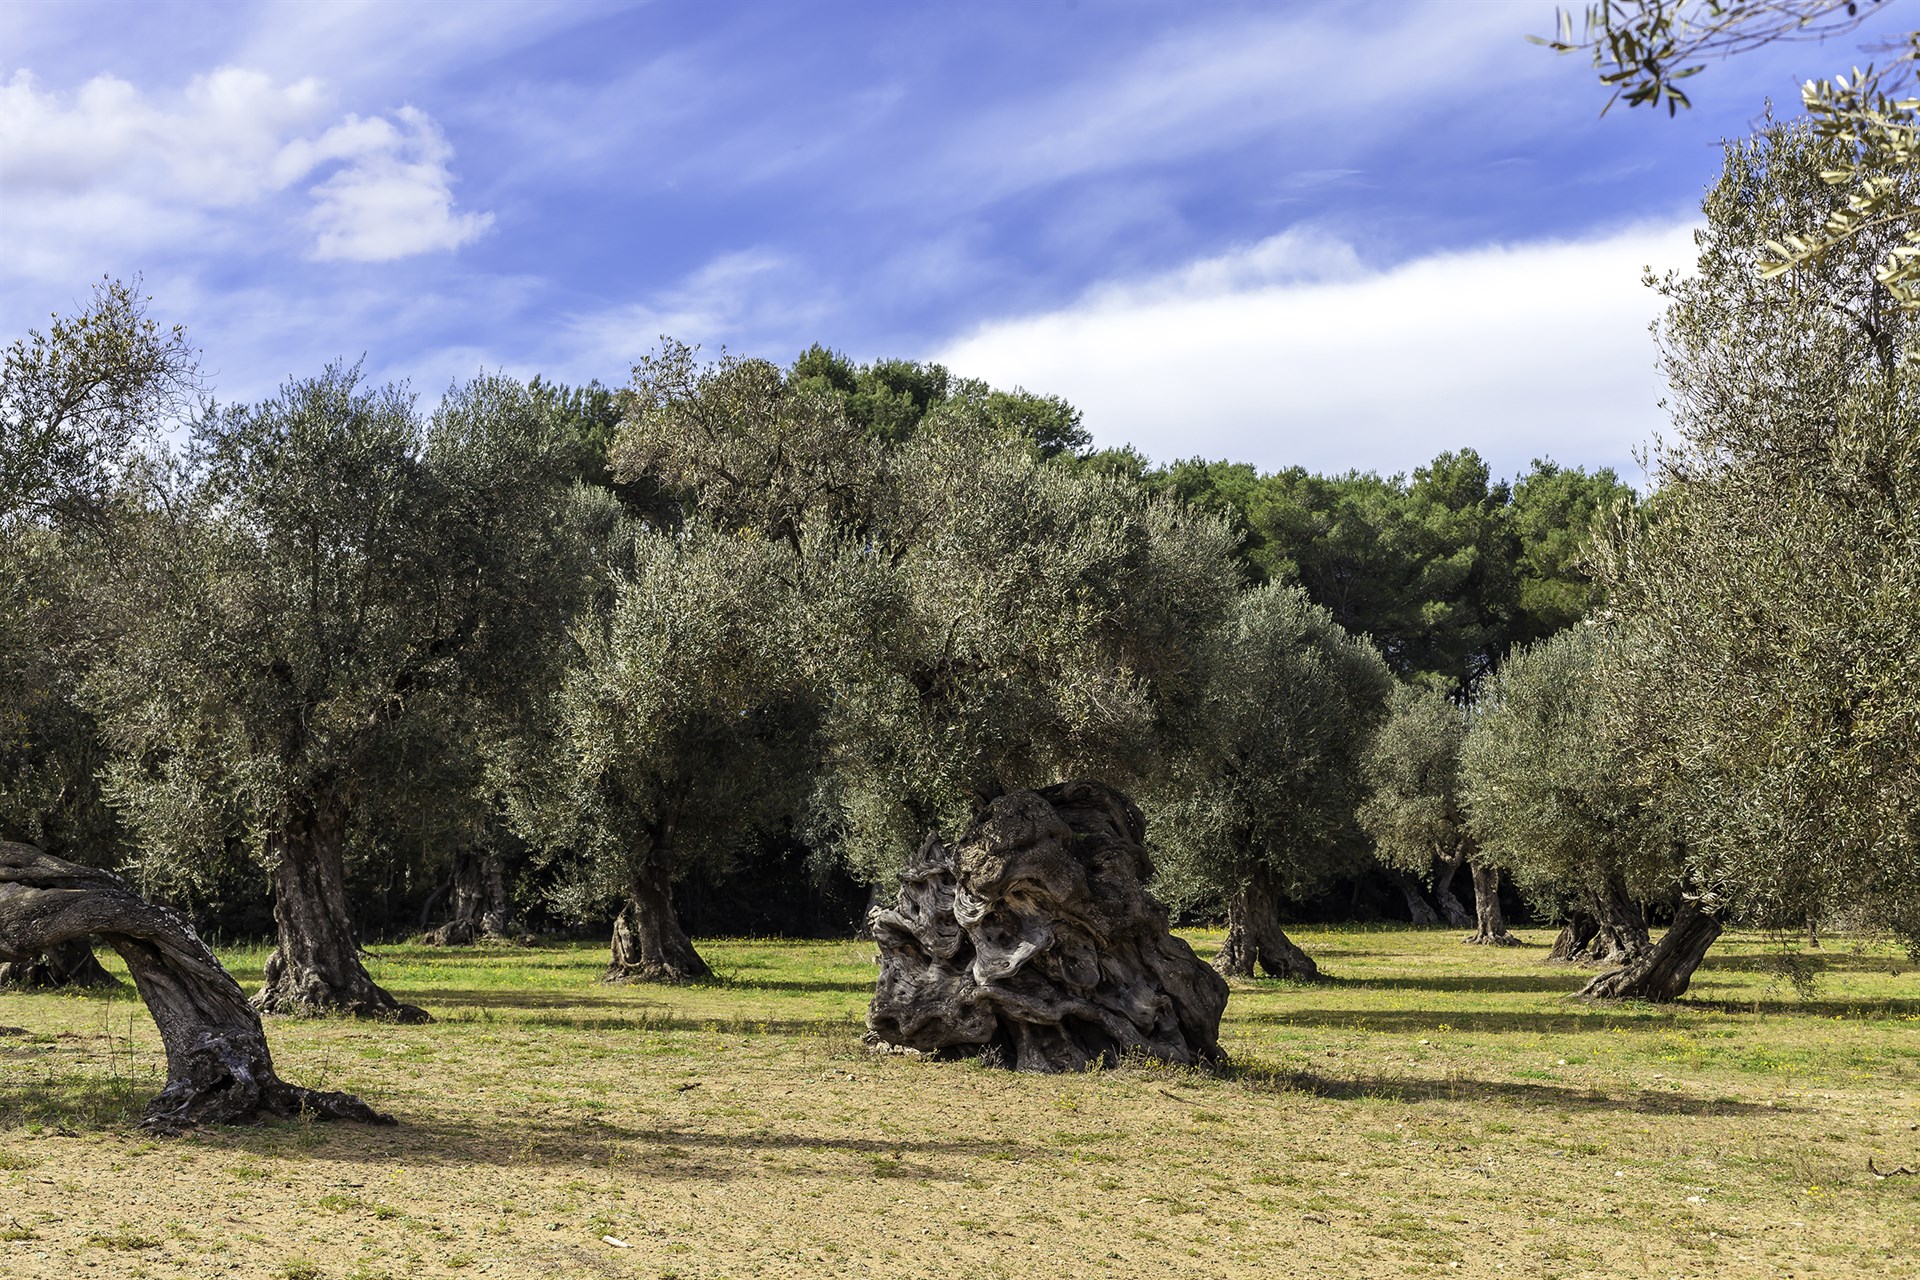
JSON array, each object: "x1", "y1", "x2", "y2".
[
  {"x1": 1359, "y1": 685, "x2": 1516, "y2": 944},
  {"x1": 1591, "y1": 120, "x2": 1920, "y2": 960},
  {"x1": 88, "y1": 367, "x2": 585, "y2": 1020},
  {"x1": 505, "y1": 526, "x2": 813, "y2": 982},
  {"x1": 1151, "y1": 585, "x2": 1393, "y2": 980},
  {"x1": 1460, "y1": 627, "x2": 1709, "y2": 996}
]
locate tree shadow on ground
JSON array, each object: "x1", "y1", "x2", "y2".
[
  {"x1": 1681, "y1": 996, "x2": 1920, "y2": 1019},
  {"x1": 1697, "y1": 952, "x2": 1910, "y2": 975},
  {"x1": 1231, "y1": 1008, "x2": 1676, "y2": 1035},
  {"x1": 1220, "y1": 1066, "x2": 1781, "y2": 1115},
  {"x1": 1318, "y1": 974, "x2": 1588, "y2": 995}
]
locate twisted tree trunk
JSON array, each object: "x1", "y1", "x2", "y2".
[
  {"x1": 1581, "y1": 900, "x2": 1722, "y2": 1002},
  {"x1": 1215, "y1": 867, "x2": 1320, "y2": 981},
  {"x1": 0, "y1": 936, "x2": 117, "y2": 988},
  {"x1": 0, "y1": 840, "x2": 392, "y2": 1133},
  {"x1": 1590, "y1": 879, "x2": 1651, "y2": 966},
  {"x1": 606, "y1": 860, "x2": 709, "y2": 983},
  {"x1": 1547, "y1": 911, "x2": 1599, "y2": 961},
  {"x1": 253, "y1": 802, "x2": 428, "y2": 1023},
  {"x1": 1391, "y1": 869, "x2": 1441, "y2": 926},
  {"x1": 422, "y1": 850, "x2": 514, "y2": 946},
  {"x1": 1463, "y1": 861, "x2": 1518, "y2": 946},
  {"x1": 1431, "y1": 853, "x2": 1473, "y2": 928}
]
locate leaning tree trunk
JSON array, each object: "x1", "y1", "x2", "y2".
[
  {"x1": 1463, "y1": 861, "x2": 1518, "y2": 946},
  {"x1": 1548, "y1": 910, "x2": 1599, "y2": 961},
  {"x1": 423, "y1": 850, "x2": 513, "y2": 946},
  {"x1": 1215, "y1": 867, "x2": 1320, "y2": 981},
  {"x1": 1431, "y1": 854, "x2": 1473, "y2": 928},
  {"x1": 0, "y1": 936, "x2": 117, "y2": 988},
  {"x1": 1581, "y1": 900, "x2": 1722, "y2": 1001},
  {"x1": 0, "y1": 840, "x2": 392, "y2": 1132},
  {"x1": 253, "y1": 805, "x2": 428, "y2": 1023},
  {"x1": 1390, "y1": 869, "x2": 1442, "y2": 926},
  {"x1": 606, "y1": 860, "x2": 710, "y2": 983}
]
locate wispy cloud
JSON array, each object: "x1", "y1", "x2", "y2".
[{"x1": 938, "y1": 221, "x2": 1698, "y2": 481}]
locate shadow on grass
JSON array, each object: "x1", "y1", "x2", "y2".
[
  {"x1": 1232, "y1": 1008, "x2": 1678, "y2": 1035},
  {"x1": 1696, "y1": 952, "x2": 1909, "y2": 975},
  {"x1": 1682, "y1": 997, "x2": 1920, "y2": 1019},
  {"x1": 164, "y1": 1112, "x2": 1037, "y2": 1179},
  {"x1": 1321, "y1": 974, "x2": 1587, "y2": 995},
  {"x1": 1220, "y1": 1066, "x2": 1779, "y2": 1116}
]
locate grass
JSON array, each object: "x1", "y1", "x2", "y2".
[{"x1": 1, "y1": 925, "x2": 1917, "y2": 1278}]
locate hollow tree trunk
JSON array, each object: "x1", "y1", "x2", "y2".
[
  {"x1": 1590, "y1": 879, "x2": 1651, "y2": 966},
  {"x1": 1463, "y1": 861, "x2": 1518, "y2": 946},
  {"x1": 1548, "y1": 911, "x2": 1601, "y2": 962},
  {"x1": 1214, "y1": 867, "x2": 1319, "y2": 981},
  {"x1": 1391, "y1": 869, "x2": 1441, "y2": 926},
  {"x1": 606, "y1": 860, "x2": 710, "y2": 983},
  {"x1": 0, "y1": 840, "x2": 392, "y2": 1132},
  {"x1": 1580, "y1": 900, "x2": 1722, "y2": 1002},
  {"x1": 423, "y1": 850, "x2": 513, "y2": 946},
  {"x1": 0, "y1": 936, "x2": 118, "y2": 988},
  {"x1": 253, "y1": 804, "x2": 428, "y2": 1023},
  {"x1": 1431, "y1": 854, "x2": 1473, "y2": 928}
]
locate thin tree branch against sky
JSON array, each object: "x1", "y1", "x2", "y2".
[{"x1": 2, "y1": 0, "x2": 1911, "y2": 481}]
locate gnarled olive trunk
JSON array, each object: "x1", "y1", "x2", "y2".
[
  {"x1": 1463, "y1": 861, "x2": 1518, "y2": 946},
  {"x1": 1580, "y1": 900, "x2": 1722, "y2": 1002},
  {"x1": 606, "y1": 860, "x2": 709, "y2": 983},
  {"x1": 1547, "y1": 881, "x2": 1649, "y2": 966},
  {"x1": 423, "y1": 850, "x2": 514, "y2": 946},
  {"x1": 1431, "y1": 853, "x2": 1473, "y2": 928},
  {"x1": 1390, "y1": 869, "x2": 1441, "y2": 926},
  {"x1": 1215, "y1": 867, "x2": 1320, "y2": 981},
  {"x1": 253, "y1": 804, "x2": 428, "y2": 1023},
  {"x1": 0, "y1": 840, "x2": 392, "y2": 1132},
  {"x1": 868, "y1": 782, "x2": 1227, "y2": 1071},
  {"x1": 0, "y1": 936, "x2": 117, "y2": 989}
]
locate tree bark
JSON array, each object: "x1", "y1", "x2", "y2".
[
  {"x1": 1580, "y1": 900, "x2": 1722, "y2": 1002},
  {"x1": 1590, "y1": 879, "x2": 1651, "y2": 966},
  {"x1": 0, "y1": 840, "x2": 392, "y2": 1132},
  {"x1": 1390, "y1": 869, "x2": 1441, "y2": 926},
  {"x1": 1548, "y1": 911, "x2": 1601, "y2": 962},
  {"x1": 0, "y1": 936, "x2": 118, "y2": 988},
  {"x1": 1431, "y1": 854, "x2": 1473, "y2": 928},
  {"x1": 868, "y1": 782, "x2": 1228, "y2": 1071},
  {"x1": 1214, "y1": 867, "x2": 1320, "y2": 981},
  {"x1": 1463, "y1": 861, "x2": 1519, "y2": 946},
  {"x1": 606, "y1": 860, "x2": 710, "y2": 983},
  {"x1": 422, "y1": 850, "x2": 514, "y2": 946},
  {"x1": 253, "y1": 804, "x2": 428, "y2": 1022}
]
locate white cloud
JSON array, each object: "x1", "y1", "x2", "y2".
[
  {"x1": 0, "y1": 67, "x2": 489, "y2": 277},
  {"x1": 937, "y1": 222, "x2": 1700, "y2": 482}
]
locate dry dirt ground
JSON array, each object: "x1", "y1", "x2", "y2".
[{"x1": 2, "y1": 926, "x2": 1917, "y2": 1279}]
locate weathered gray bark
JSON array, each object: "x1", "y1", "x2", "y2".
[
  {"x1": 0, "y1": 840, "x2": 392, "y2": 1132},
  {"x1": 605, "y1": 860, "x2": 710, "y2": 983},
  {"x1": 1580, "y1": 900, "x2": 1722, "y2": 1001},
  {"x1": 1391, "y1": 869, "x2": 1441, "y2": 925},
  {"x1": 1431, "y1": 854, "x2": 1473, "y2": 928},
  {"x1": 868, "y1": 781, "x2": 1228, "y2": 1072},
  {"x1": 1215, "y1": 866, "x2": 1320, "y2": 981},
  {"x1": 0, "y1": 936, "x2": 117, "y2": 988},
  {"x1": 422, "y1": 850, "x2": 514, "y2": 946},
  {"x1": 1463, "y1": 861, "x2": 1519, "y2": 945},
  {"x1": 1546, "y1": 882, "x2": 1649, "y2": 965},
  {"x1": 253, "y1": 806, "x2": 428, "y2": 1023}
]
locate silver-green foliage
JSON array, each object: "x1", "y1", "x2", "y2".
[
  {"x1": 505, "y1": 524, "x2": 812, "y2": 917},
  {"x1": 1593, "y1": 120, "x2": 1920, "y2": 938},
  {"x1": 85, "y1": 365, "x2": 592, "y2": 898},
  {"x1": 1150, "y1": 584, "x2": 1393, "y2": 912},
  {"x1": 1460, "y1": 627, "x2": 1674, "y2": 906},
  {"x1": 1357, "y1": 685, "x2": 1471, "y2": 876}
]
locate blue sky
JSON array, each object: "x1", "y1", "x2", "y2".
[{"x1": 3, "y1": 0, "x2": 1909, "y2": 483}]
